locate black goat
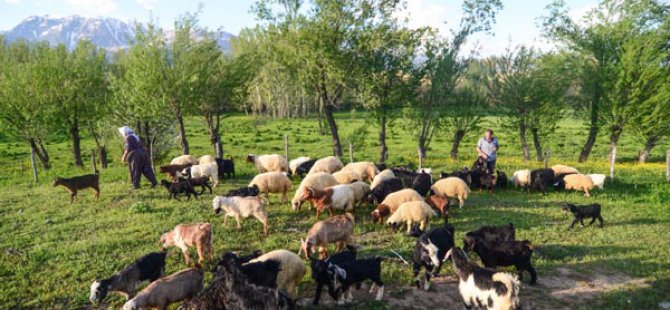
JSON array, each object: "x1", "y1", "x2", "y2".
[
  {"x1": 367, "y1": 177, "x2": 403, "y2": 204},
  {"x1": 215, "y1": 157, "x2": 235, "y2": 179},
  {"x1": 89, "y1": 252, "x2": 166, "y2": 303},
  {"x1": 392, "y1": 167, "x2": 418, "y2": 188},
  {"x1": 440, "y1": 167, "x2": 472, "y2": 186},
  {"x1": 496, "y1": 170, "x2": 508, "y2": 189},
  {"x1": 327, "y1": 257, "x2": 384, "y2": 305},
  {"x1": 225, "y1": 184, "x2": 261, "y2": 197},
  {"x1": 463, "y1": 236, "x2": 537, "y2": 284},
  {"x1": 160, "y1": 179, "x2": 198, "y2": 200},
  {"x1": 411, "y1": 171, "x2": 433, "y2": 196},
  {"x1": 295, "y1": 159, "x2": 318, "y2": 177},
  {"x1": 411, "y1": 222, "x2": 455, "y2": 290},
  {"x1": 471, "y1": 156, "x2": 487, "y2": 173},
  {"x1": 310, "y1": 246, "x2": 357, "y2": 305},
  {"x1": 217, "y1": 252, "x2": 281, "y2": 289},
  {"x1": 562, "y1": 203, "x2": 604, "y2": 228},
  {"x1": 465, "y1": 223, "x2": 516, "y2": 244},
  {"x1": 530, "y1": 168, "x2": 555, "y2": 195},
  {"x1": 177, "y1": 176, "x2": 212, "y2": 195},
  {"x1": 553, "y1": 172, "x2": 577, "y2": 191}
]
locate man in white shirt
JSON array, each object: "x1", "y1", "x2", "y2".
[{"x1": 476, "y1": 129, "x2": 500, "y2": 173}]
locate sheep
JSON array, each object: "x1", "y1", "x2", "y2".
[
  {"x1": 386, "y1": 201, "x2": 437, "y2": 233},
  {"x1": 159, "y1": 223, "x2": 213, "y2": 266},
  {"x1": 215, "y1": 157, "x2": 235, "y2": 179},
  {"x1": 561, "y1": 173, "x2": 595, "y2": 197},
  {"x1": 341, "y1": 161, "x2": 379, "y2": 181},
  {"x1": 425, "y1": 194, "x2": 450, "y2": 219},
  {"x1": 295, "y1": 159, "x2": 318, "y2": 177},
  {"x1": 553, "y1": 172, "x2": 577, "y2": 190},
  {"x1": 184, "y1": 162, "x2": 219, "y2": 188},
  {"x1": 122, "y1": 268, "x2": 203, "y2": 310},
  {"x1": 225, "y1": 252, "x2": 281, "y2": 289},
  {"x1": 463, "y1": 236, "x2": 537, "y2": 285},
  {"x1": 411, "y1": 222, "x2": 455, "y2": 291},
  {"x1": 443, "y1": 247, "x2": 521, "y2": 310},
  {"x1": 247, "y1": 154, "x2": 289, "y2": 173},
  {"x1": 52, "y1": 172, "x2": 100, "y2": 204},
  {"x1": 159, "y1": 163, "x2": 192, "y2": 180},
  {"x1": 587, "y1": 174, "x2": 606, "y2": 190},
  {"x1": 371, "y1": 188, "x2": 424, "y2": 223},
  {"x1": 89, "y1": 252, "x2": 166, "y2": 303},
  {"x1": 179, "y1": 176, "x2": 212, "y2": 195},
  {"x1": 249, "y1": 172, "x2": 292, "y2": 204},
  {"x1": 562, "y1": 203, "x2": 604, "y2": 228},
  {"x1": 440, "y1": 167, "x2": 473, "y2": 186},
  {"x1": 225, "y1": 184, "x2": 260, "y2": 197},
  {"x1": 511, "y1": 169, "x2": 530, "y2": 188},
  {"x1": 411, "y1": 171, "x2": 433, "y2": 196},
  {"x1": 289, "y1": 156, "x2": 311, "y2": 176},
  {"x1": 370, "y1": 169, "x2": 395, "y2": 189},
  {"x1": 307, "y1": 156, "x2": 344, "y2": 175},
  {"x1": 530, "y1": 168, "x2": 555, "y2": 195},
  {"x1": 212, "y1": 196, "x2": 269, "y2": 236},
  {"x1": 497, "y1": 170, "x2": 508, "y2": 188},
  {"x1": 160, "y1": 179, "x2": 199, "y2": 200},
  {"x1": 367, "y1": 177, "x2": 404, "y2": 205},
  {"x1": 302, "y1": 185, "x2": 355, "y2": 219},
  {"x1": 326, "y1": 257, "x2": 384, "y2": 305},
  {"x1": 247, "y1": 250, "x2": 307, "y2": 299},
  {"x1": 309, "y1": 246, "x2": 357, "y2": 305},
  {"x1": 466, "y1": 223, "x2": 516, "y2": 244},
  {"x1": 171, "y1": 155, "x2": 199, "y2": 166},
  {"x1": 347, "y1": 181, "x2": 371, "y2": 207},
  {"x1": 291, "y1": 172, "x2": 338, "y2": 211},
  {"x1": 551, "y1": 164, "x2": 580, "y2": 176},
  {"x1": 198, "y1": 155, "x2": 216, "y2": 165},
  {"x1": 430, "y1": 177, "x2": 470, "y2": 208},
  {"x1": 332, "y1": 169, "x2": 362, "y2": 184},
  {"x1": 299, "y1": 213, "x2": 355, "y2": 260}
]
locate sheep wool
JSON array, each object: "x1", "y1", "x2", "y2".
[
  {"x1": 511, "y1": 169, "x2": 531, "y2": 188},
  {"x1": 430, "y1": 177, "x2": 470, "y2": 208},
  {"x1": 189, "y1": 162, "x2": 219, "y2": 188},
  {"x1": 248, "y1": 172, "x2": 291, "y2": 204},
  {"x1": 212, "y1": 196, "x2": 269, "y2": 235},
  {"x1": 563, "y1": 174, "x2": 595, "y2": 197},
  {"x1": 291, "y1": 172, "x2": 338, "y2": 211},
  {"x1": 198, "y1": 155, "x2": 216, "y2": 165},
  {"x1": 370, "y1": 169, "x2": 395, "y2": 189},
  {"x1": 587, "y1": 174, "x2": 606, "y2": 190},
  {"x1": 308, "y1": 156, "x2": 344, "y2": 175},
  {"x1": 289, "y1": 156, "x2": 311, "y2": 176},
  {"x1": 248, "y1": 154, "x2": 289, "y2": 173},
  {"x1": 342, "y1": 161, "x2": 379, "y2": 181},
  {"x1": 386, "y1": 201, "x2": 437, "y2": 233},
  {"x1": 171, "y1": 155, "x2": 199, "y2": 166},
  {"x1": 379, "y1": 188, "x2": 424, "y2": 213},
  {"x1": 551, "y1": 164, "x2": 580, "y2": 176},
  {"x1": 332, "y1": 169, "x2": 362, "y2": 184},
  {"x1": 348, "y1": 181, "x2": 371, "y2": 205},
  {"x1": 247, "y1": 250, "x2": 306, "y2": 299}
]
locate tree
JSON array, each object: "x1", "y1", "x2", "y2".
[{"x1": 445, "y1": 83, "x2": 486, "y2": 159}]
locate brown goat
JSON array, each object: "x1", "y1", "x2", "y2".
[
  {"x1": 52, "y1": 173, "x2": 100, "y2": 204},
  {"x1": 302, "y1": 186, "x2": 335, "y2": 219},
  {"x1": 371, "y1": 204, "x2": 392, "y2": 223},
  {"x1": 159, "y1": 223, "x2": 213, "y2": 266},
  {"x1": 480, "y1": 173, "x2": 496, "y2": 194},
  {"x1": 159, "y1": 163, "x2": 192, "y2": 180},
  {"x1": 425, "y1": 195, "x2": 450, "y2": 219}
]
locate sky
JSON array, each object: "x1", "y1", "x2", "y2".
[{"x1": 0, "y1": 0, "x2": 603, "y2": 56}]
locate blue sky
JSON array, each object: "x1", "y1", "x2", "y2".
[{"x1": 1, "y1": 0, "x2": 602, "y2": 56}]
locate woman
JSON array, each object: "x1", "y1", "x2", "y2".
[{"x1": 119, "y1": 126, "x2": 158, "y2": 189}]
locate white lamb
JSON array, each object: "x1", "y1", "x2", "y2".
[
  {"x1": 511, "y1": 169, "x2": 531, "y2": 188},
  {"x1": 332, "y1": 169, "x2": 362, "y2": 184},
  {"x1": 291, "y1": 172, "x2": 338, "y2": 211},
  {"x1": 289, "y1": 156, "x2": 311, "y2": 176},
  {"x1": 212, "y1": 196, "x2": 269, "y2": 235},
  {"x1": 386, "y1": 201, "x2": 437, "y2": 233},
  {"x1": 431, "y1": 177, "x2": 470, "y2": 208},
  {"x1": 348, "y1": 181, "x2": 371, "y2": 207},
  {"x1": 341, "y1": 161, "x2": 379, "y2": 181},
  {"x1": 248, "y1": 172, "x2": 292, "y2": 204},
  {"x1": 587, "y1": 174, "x2": 606, "y2": 190},
  {"x1": 308, "y1": 156, "x2": 344, "y2": 175},
  {"x1": 185, "y1": 162, "x2": 219, "y2": 187},
  {"x1": 198, "y1": 155, "x2": 216, "y2": 165},
  {"x1": 370, "y1": 169, "x2": 395, "y2": 189},
  {"x1": 171, "y1": 155, "x2": 199, "y2": 166},
  {"x1": 247, "y1": 154, "x2": 289, "y2": 173}
]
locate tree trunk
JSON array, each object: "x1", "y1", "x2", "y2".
[
  {"x1": 324, "y1": 104, "x2": 343, "y2": 157},
  {"x1": 418, "y1": 144, "x2": 427, "y2": 169},
  {"x1": 450, "y1": 130, "x2": 466, "y2": 159},
  {"x1": 29, "y1": 138, "x2": 50, "y2": 170},
  {"x1": 519, "y1": 121, "x2": 530, "y2": 161},
  {"x1": 579, "y1": 93, "x2": 599, "y2": 162},
  {"x1": 70, "y1": 118, "x2": 84, "y2": 167},
  {"x1": 206, "y1": 113, "x2": 224, "y2": 159},
  {"x1": 99, "y1": 146, "x2": 108, "y2": 169},
  {"x1": 638, "y1": 136, "x2": 658, "y2": 163},
  {"x1": 609, "y1": 125, "x2": 623, "y2": 163},
  {"x1": 379, "y1": 112, "x2": 388, "y2": 164},
  {"x1": 531, "y1": 128, "x2": 543, "y2": 161},
  {"x1": 177, "y1": 112, "x2": 189, "y2": 155}
]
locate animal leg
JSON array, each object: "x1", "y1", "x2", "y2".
[
  {"x1": 588, "y1": 216, "x2": 597, "y2": 226},
  {"x1": 584, "y1": 188, "x2": 590, "y2": 197},
  {"x1": 580, "y1": 219, "x2": 585, "y2": 227},
  {"x1": 313, "y1": 283, "x2": 324, "y2": 305},
  {"x1": 569, "y1": 218, "x2": 578, "y2": 229},
  {"x1": 406, "y1": 220, "x2": 413, "y2": 233},
  {"x1": 346, "y1": 290, "x2": 353, "y2": 303},
  {"x1": 235, "y1": 215, "x2": 242, "y2": 229},
  {"x1": 70, "y1": 192, "x2": 76, "y2": 204},
  {"x1": 181, "y1": 248, "x2": 191, "y2": 265},
  {"x1": 93, "y1": 187, "x2": 100, "y2": 201},
  {"x1": 528, "y1": 265, "x2": 538, "y2": 284},
  {"x1": 223, "y1": 215, "x2": 229, "y2": 226},
  {"x1": 597, "y1": 215, "x2": 604, "y2": 228},
  {"x1": 375, "y1": 285, "x2": 384, "y2": 301},
  {"x1": 280, "y1": 191, "x2": 287, "y2": 204},
  {"x1": 369, "y1": 283, "x2": 376, "y2": 294},
  {"x1": 196, "y1": 243, "x2": 205, "y2": 265}
]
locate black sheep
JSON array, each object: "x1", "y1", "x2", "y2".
[
  {"x1": 463, "y1": 236, "x2": 537, "y2": 284},
  {"x1": 411, "y1": 222, "x2": 455, "y2": 290},
  {"x1": 89, "y1": 252, "x2": 166, "y2": 303},
  {"x1": 215, "y1": 157, "x2": 235, "y2": 179},
  {"x1": 411, "y1": 172, "x2": 433, "y2": 196},
  {"x1": 553, "y1": 173, "x2": 577, "y2": 191},
  {"x1": 367, "y1": 177, "x2": 403, "y2": 204},
  {"x1": 327, "y1": 257, "x2": 384, "y2": 305},
  {"x1": 160, "y1": 179, "x2": 198, "y2": 200},
  {"x1": 216, "y1": 252, "x2": 281, "y2": 289},
  {"x1": 310, "y1": 246, "x2": 357, "y2": 305},
  {"x1": 530, "y1": 168, "x2": 555, "y2": 195},
  {"x1": 294, "y1": 159, "x2": 318, "y2": 177},
  {"x1": 225, "y1": 184, "x2": 261, "y2": 197},
  {"x1": 562, "y1": 203, "x2": 604, "y2": 228},
  {"x1": 392, "y1": 167, "x2": 418, "y2": 188},
  {"x1": 496, "y1": 170, "x2": 508, "y2": 188},
  {"x1": 440, "y1": 168, "x2": 472, "y2": 186},
  {"x1": 177, "y1": 175, "x2": 212, "y2": 195},
  {"x1": 465, "y1": 223, "x2": 516, "y2": 244}
]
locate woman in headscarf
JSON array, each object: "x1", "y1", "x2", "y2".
[{"x1": 118, "y1": 126, "x2": 158, "y2": 189}]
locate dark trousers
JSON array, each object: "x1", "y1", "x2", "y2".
[
  {"x1": 129, "y1": 151, "x2": 158, "y2": 189},
  {"x1": 486, "y1": 159, "x2": 496, "y2": 173}
]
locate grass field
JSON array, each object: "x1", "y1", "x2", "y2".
[{"x1": 0, "y1": 112, "x2": 669, "y2": 309}]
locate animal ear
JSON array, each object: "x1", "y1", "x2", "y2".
[{"x1": 443, "y1": 249, "x2": 452, "y2": 262}]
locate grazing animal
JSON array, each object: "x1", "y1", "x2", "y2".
[
  {"x1": 122, "y1": 268, "x2": 203, "y2": 310},
  {"x1": 551, "y1": 164, "x2": 580, "y2": 176},
  {"x1": 309, "y1": 246, "x2": 357, "y2": 305},
  {"x1": 291, "y1": 172, "x2": 338, "y2": 211},
  {"x1": 560, "y1": 173, "x2": 596, "y2": 197},
  {"x1": 440, "y1": 167, "x2": 473, "y2": 186},
  {"x1": 367, "y1": 177, "x2": 404, "y2": 205},
  {"x1": 411, "y1": 171, "x2": 433, "y2": 196},
  {"x1": 496, "y1": 170, "x2": 508, "y2": 189},
  {"x1": 371, "y1": 188, "x2": 424, "y2": 223},
  {"x1": 386, "y1": 201, "x2": 437, "y2": 233},
  {"x1": 289, "y1": 156, "x2": 311, "y2": 176},
  {"x1": 246, "y1": 154, "x2": 289, "y2": 173},
  {"x1": 307, "y1": 156, "x2": 344, "y2": 175},
  {"x1": 52, "y1": 172, "x2": 100, "y2": 204},
  {"x1": 587, "y1": 174, "x2": 606, "y2": 190},
  {"x1": 430, "y1": 177, "x2": 470, "y2": 208},
  {"x1": 223, "y1": 252, "x2": 281, "y2": 289},
  {"x1": 294, "y1": 158, "x2": 318, "y2": 177},
  {"x1": 184, "y1": 162, "x2": 219, "y2": 188},
  {"x1": 181, "y1": 176, "x2": 212, "y2": 195},
  {"x1": 370, "y1": 169, "x2": 395, "y2": 189},
  {"x1": 511, "y1": 169, "x2": 531, "y2": 188},
  {"x1": 212, "y1": 196, "x2": 269, "y2": 235},
  {"x1": 411, "y1": 222, "x2": 455, "y2": 291},
  {"x1": 225, "y1": 184, "x2": 261, "y2": 197},
  {"x1": 160, "y1": 179, "x2": 199, "y2": 200},
  {"x1": 215, "y1": 157, "x2": 235, "y2": 179},
  {"x1": 198, "y1": 155, "x2": 216, "y2": 165},
  {"x1": 332, "y1": 169, "x2": 362, "y2": 184},
  {"x1": 159, "y1": 163, "x2": 192, "y2": 180},
  {"x1": 425, "y1": 194, "x2": 450, "y2": 219},
  {"x1": 170, "y1": 155, "x2": 199, "y2": 166},
  {"x1": 247, "y1": 250, "x2": 307, "y2": 299},
  {"x1": 444, "y1": 247, "x2": 521, "y2": 310},
  {"x1": 327, "y1": 257, "x2": 385, "y2": 305},
  {"x1": 302, "y1": 185, "x2": 355, "y2": 219},
  {"x1": 479, "y1": 172, "x2": 497, "y2": 194},
  {"x1": 299, "y1": 213, "x2": 355, "y2": 259},
  {"x1": 553, "y1": 172, "x2": 577, "y2": 190},
  {"x1": 341, "y1": 161, "x2": 379, "y2": 181},
  {"x1": 159, "y1": 223, "x2": 213, "y2": 266},
  {"x1": 463, "y1": 236, "x2": 537, "y2": 285},
  {"x1": 89, "y1": 252, "x2": 166, "y2": 303},
  {"x1": 466, "y1": 223, "x2": 516, "y2": 244},
  {"x1": 391, "y1": 167, "x2": 418, "y2": 188},
  {"x1": 347, "y1": 181, "x2": 371, "y2": 207},
  {"x1": 530, "y1": 168, "x2": 555, "y2": 195},
  {"x1": 248, "y1": 172, "x2": 292, "y2": 204},
  {"x1": 562, "y1": 203, "x2": 604, "y2": 228}
]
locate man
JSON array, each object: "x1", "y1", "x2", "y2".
[
  {"x1": 119, "y1": 126, "x2": 158, "y2": 189},
  {"x1": 476, "y1": 129, "x2": 499, "y2": 173}
]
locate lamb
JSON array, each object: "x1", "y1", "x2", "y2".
[
  {"x1": 411, "y1": 222, "x2": 455, "y2": 291},
  {"x1": 52, "y1": 172, "x2": 100, "y2": 204},
  {"x1": 511, "y1": 169, "x2": 530, "y2": 188},
  {"x1": 184, "y1": 162, "x2": 219, "y2": 188},
  {"x1": 341, "y1": 161, "x2": 379, "y2": 181},
  {"x1": 530, "y1": 168, "x2": 555, "y2": 195},
  {"x1": 302, "y1": 185, "x2": 355, "y2": 219},
  {"x1": 122, "y1": 268, "x2": 203, "y2": 310},
  {"x1": 198, "y1": 155, "x2": 216, "y2": 165},
  {"x1": 430, "y1": 177, "x2": 470, "y2": 208},
  {"x1": 212, "y1": 196, "x2": 269, "y2": 236},
  {"x1": 299, "y1": 213, "x2": 355, "y2": 259},
  {"x1": 443, "y1": 247, "x2": 521, "y2": 310},
  {"x1": 463, "y1": 236, "x2": 537, "y2": 285},
  {"x1": 249, "y1": 172, "x2": 292, "y2": 204},
  {"x1": 307, "y1": 156, "x2": 344, "y2": 175},
  {"x1": 347, "y1": 181, "x2": 371, "y2": 207},
  {"x1": 171, "y1": 155, "x2": 199, "y2": 166},
  {"x1": 332, "y1": 169, "x2": 362, "y2": 184},
  {"x1": 215, "y1": 157, "x2": 235, "y2": 179},
  {"x1": 159, "y1": 163, "x2": 192, "y2": 180},
  {"x1": 247, "y1": 250, "x2": 307, "y2": 299},
  {"x1": 160, "y1": 179, "x2": 199, "y2": 200},
  {"x1": 465, "y1": 223, "x2": 516, "y2": 244},
  {"x1": 411, "y1": 171, "x2": 433, "y2": 196},
  {"x1": 225, "y1": 184, "x2": 260, "y2": 197},
  {"x1": 89, "y1": 252, "x2": 166, "y2": 303},
  {"x1": 294, "y1": 158, "x2": 318, "y2": 177},
  {"x1": 370, "y1": 169, "x2": 395, "y2": 189},
  {"x1": 289, "y1": 156, "x2": 311, "y2": 176},
  {"x1": 551, "y1": 164, "x2": 580, "y2": 176},
  {"x1": 309, "y1": 246, "x2": 357, "y2": 305},
  {"x1": 326, "y1": 257, "x2": 384, "y2": 305},
  {"x1": 587, "y1": 174, "x2": 606, "y2": 190},
  {"x1": 386, "y1": 201, "x2": 437, "y2": 233},
  {"x1": 291, "y1": 172, "x2": 338, "y2": 211},
  {"x1": 247, "y1": 154, "x2": 289, "y2": 173},
  {"x1": 561, "y1": 173, "x2": 595, "y2": 197},
  {"x1": 180, "y1": 176, "x2": 212, "y2": 195},
  {"x1": 497, "y1": 170, "x2": 508, "y2": 188},
  {"x1": 371, "y1": 188, "x2": 424, "y2": 223},
  {"x1": 367, "y1": 177, "x2": 404, "y2": 205},
  {"x1": 562, "y1": 203, "x2": 604, "y2": 228},
  {"x1": 425, "y1": 194, "x2": 450, "y2": 219},
  {"x1": 159, "y1": 223, "x2": 213, "y2": 266}
]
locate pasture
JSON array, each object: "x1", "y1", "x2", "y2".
[{"x1": 1, "y1": 113, "x2": 669, "y2": 309}]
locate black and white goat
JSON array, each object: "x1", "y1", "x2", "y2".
[
  {"x1": 411, "y1": 222, "x2": 455, "y2": 290},
  {"x1": 326, "y1": 257, "x2": 384, "y2": 305},
  {"x1": 463, "y1": 235, "x2": 537, "y2": 284},
  {"x1": 367, "y1": 177, "x2": 404, "y2": 204},
  {"x1": 444, "y1": 247, "x2": 521, "y2": 310},
  {"x1": 309, "y1": 246, "x2": 357, "y2": 305},
  {"x1": 89, "y1": 252, "x2": 166, "y2": 303}
]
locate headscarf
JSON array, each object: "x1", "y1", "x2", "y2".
[{"x1": 118, "y1": 126, "x2": 134, "y2": 137}]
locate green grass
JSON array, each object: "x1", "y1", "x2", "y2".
[{"x1": 0, "y1": 113, "x2": 669, "y2": 309}]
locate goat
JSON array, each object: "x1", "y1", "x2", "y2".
[
  {"x1": 327, "y1": 256, "x2": 384, "y2": 305},
  {"x1": 160, "y1": 179, "x2": 199, "y2": 201},
  {"x1": 215, "y1": 157, "x2": 235, "y2": 179},
  {"x1": 465, "y1": 223, "x2": 516, "y2": 244},
  {"x1": 463, "y1": 236, "x2": 537, "y2": 284},
  {"x1": 52, "y1": 172, "x2": 100, "y2": 204},
  {"x1": 159, "y1": 163, "x2": 192, "y2": 180},
  {"x1": 367, "y1": 177, "x2": 404, "y2": 205},
  {"x1": 562, "y1": 203, "x2": 604, "y2": 228},
  {"x1": 89, "y1": 252, "x2": 166, "y2": 303},
  {"x1": 309, "y1": 245, "x2": 357, "y2": 305},
  {"x1": 225, "y1": 184, "x2": 260, "y2": 197},
  {"x1": 411, "y1": 222, "x2": 455, "y2": 290}
]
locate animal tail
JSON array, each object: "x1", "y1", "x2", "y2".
[{"x1": 492, "y1": 272, "x2": 520, "y2": 307}]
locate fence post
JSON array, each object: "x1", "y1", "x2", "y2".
[
  {"x1": 609, "y1": 145, "x2": 616, "y2": 180},
  {"x1": 284, "y1": 134, "x2": 289, "y2": 164},
  {"x1": 30, "y1": 148, "x2": 38, "y2": 183},
  {"x1": 666, "y1": 149, "x2": 670, "y2": 182},
  {"x1": 544, "y1": 148, "x2": 549, "y2": 169},
  {"x1": 91, "y1": 149, "x2": 97, "y2": 174},
  {"x1": 349, "y1": 143, "x2": 354, "y2": 163}
]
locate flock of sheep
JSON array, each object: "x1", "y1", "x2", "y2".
[{"x1": 78, "y1": 152, "x2": 608, "y2": 310}]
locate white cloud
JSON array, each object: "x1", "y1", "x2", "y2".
[
  {"x1": 393, "y1": 0, "x2": 461, "y2": 35},
  {"x1": 65, "y1": 0, "x2": 117, "y2": 15},
  {"x1": 5, "y1": 0, "x2": 21, "y2": 4},
  {"x1": 136, "y1": 0, "x2": 159, "y2": 10}
]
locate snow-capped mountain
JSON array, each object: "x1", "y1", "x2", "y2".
[{"x1": 3, "y1": 15, "x2": 233, "y2": 52}]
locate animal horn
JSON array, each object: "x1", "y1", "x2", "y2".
[{"x1": 443, "y1": 248, "x2": 453, "y2": 262}]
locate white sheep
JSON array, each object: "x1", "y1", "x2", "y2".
[
  {"x1": 563, "y1": 173, "x2": 595, "y2": 197},
  {"x1": 341, "y1": 161, "x2": 379, "y2": 181},
  {"x1": 302, "y1": 184, "x2": 355, "y2": 219},
  {"x1": 308, "y1": 156, "x2": 344, "y2": 175},
  {"x1": 198, "y1": 155, "x2": 216, "y2": 165},
  {"x1": 171, "y1": 155, "x2": 199, "y2": 166},
  {"x1": 291, "y1": 172, "x2": 338, "y2": 211},
  {"x1": 247, "y1": 154, "x2": 289, "y2": 173},
  {"x1": 332, "y1": 169, "x2": 362, "y2": 184},
  {"x1": 378, "y1": 188, "x2": 423, "y2": 214},
  {"x1": 348, "y1": 181, "x2": 371, "y2": 207},
  {"x1": 587, "y1": 174, "x2": 606, "y2": 190},
  {"x1": 248, "y1": 172, "x2": 292, "y2": 204},
  {"x1": 370, "y1": 169, "x2": 395, "y2": 189},
  {"x1": 289, "y1": 156, "x2": 311, "y2": 176},
  {"x1": 212, "y1": 196, "x2": 269, "y2": 235},
  {"x1": 551, "y1": 164, "x2": 580, "y2": 176},
  {"x1": 511, "y1": 169, "x2": 530, "y2": 188},
  {"x1": 386, "y1": 201, "x2": 437, "y2": 233},
  {"x1": 185, "y1": 162, "x2": 219, "y2": 188},
  {"x1": 247, "y1": 250, "x2": 306, "y2": 299},
  {"x1": 122, "y1": 268, "x2": 203, "y2": 310},
  {"x1": 431, "y1": 177, "x2": 470, "y2": 208}
]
